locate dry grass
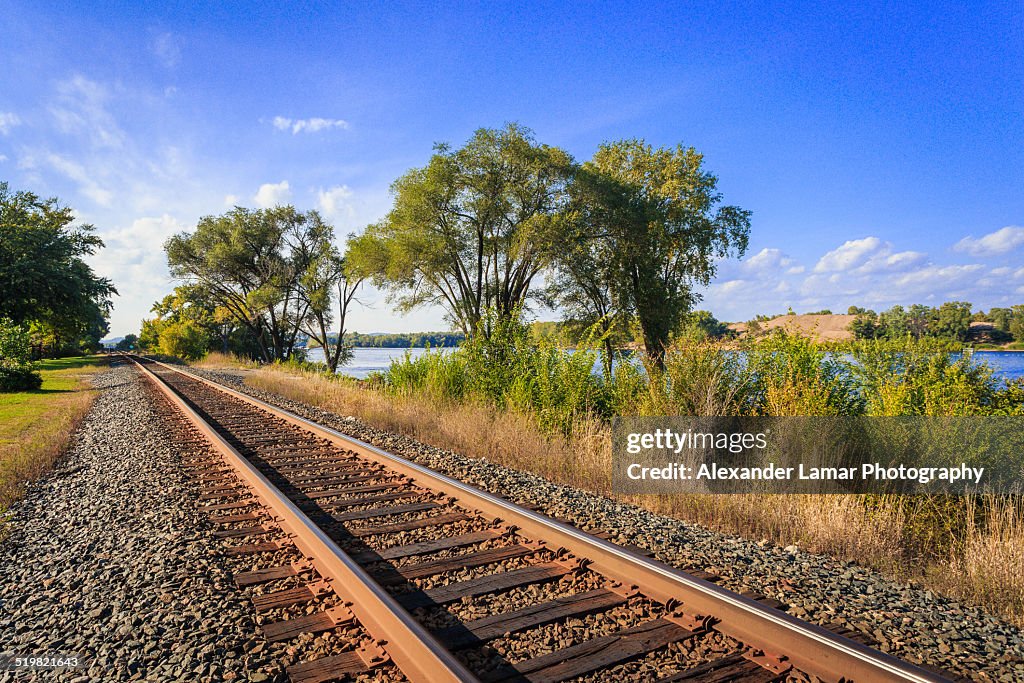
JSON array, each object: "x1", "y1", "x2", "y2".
[
  {"x1": 247, "y1": 364, "x2": 1024, "y2": 626},
  {"x1": 947, "y1": 495, "x2": 1024, "y2": 619},
  {"x1": 192, "y1": 351, "x2": 261, "y2": 370},
  {"x1": 0, "y1": 356, "x2": 107, "y2": 514}
]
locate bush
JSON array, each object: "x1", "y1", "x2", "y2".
[
  {"x1": 158, "y1": 320, "x2": 209, "y2": 361},
  {"x1": 0, "y1": 317, "x2": 33, "y2": 363},
  {"x1": 0, "y1": 318, "x2": 41, "y2": 391},
  {"x1": 0, "y1": 361, "x2": 42, "y2": 391}
]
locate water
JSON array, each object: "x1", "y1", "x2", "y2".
[
  {"x1": 970, "y1": 351, "x2": 1024, "y2": 381},
  {"x1": 307, "y1": 346, "x2": 1024, "y2": 382},
  {"x1": 305, "y1": 346, "x2": 452, "y2": 379}
]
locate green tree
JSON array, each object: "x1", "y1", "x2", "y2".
[
  {"x1": 906, "y1": 304, "x2": 932, "y2": 338},
  {"x1": 573, "y1": 140, "x2": 751, "y2": 367},
  {"x1": 849, "y1": 312, "x2": 881, "y2": 339},
  {"x1": 115, "y1": 334, "x2": 138, "y2": 351},
  {"x1": 346, "y1": 124, "x2": 573, "y2": 335},
  {"x1": 878, "y1": 305, "x2": 909, "y2": 338},
  {"x1": 930, "y1": 301, "x2": 972, "y2": 341},
  {"x1": 0, "y1": 182, "x2": 116, "y2": 355},
  {"x1": 297, "y1": 244, "x2": 364, "y2": 373},
  {"x1": 990, "y1": 307, "x2": 1012, "y2": 333},
  {"x1": 542, "y1": 181, "x2": 624, "y2": 375},
  {"x1": 0, "y1": 318, "x2": 41, "y2": 391},
  {"x1": 1009, "y1": 305, "x2": 1024, "y2": 342},
  {"x1": 678, "y1": 310, "x2": 729, "y2": 340},
  {"x1": 158, "y1": 320, "x2": 209, "y2": 360},
  {"x1": 166, "y1": 206, "x2": 356, "y2": 363}
]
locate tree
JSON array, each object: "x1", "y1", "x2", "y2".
[
  {"x1": 849, "y1": 313, "x2": 881, "y2": 339},
  {"x1": 878, "y1": 305, "x2": 909, "y2": 338},
  {"x1": 930, "y1": 301, "x2": 972, "y2": 341},
  {"x1": 906, "y1": 304, "x2": 931, "y2": 338},
  {"x1": 166, "y1": 206, "x2": 358, "y2": 363},
  {"x1": 1010, "y1": 305, "x2": 1024, "y2": 342},
  {"x1": 678, "y1": 310, "x2": 729, "y2": 340},
  {"x1": 990, "y1": 307, "x2": 1012, "y2": 333},
  {"x1": 296, "y1": 243, "x2": 364, "y2": 373},
  {"x1": 0, "y1": 182, "x2": 116, "y2": 355},
  {"x1": 568, "y1": 140, "x2": 751, "y2": 367},
  {"x1": 158, "y1": 320, "x2": 209, "y2": 360},
  {"x1": 542, "y1": 180, "x2": 624, "y2": 374},
  {"x1": 115, "y1": 334, "x2": 138, "y2": 351},
  {"x1": 0, "y1": 318, "x2": 41, "y2": 391},
  {"x1": 346, "y1": 124, "x2": 574, "y2": 336}
]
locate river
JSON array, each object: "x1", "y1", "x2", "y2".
[{"x1": 306, "y1": 347, "x2": 1024, "y2": 382}]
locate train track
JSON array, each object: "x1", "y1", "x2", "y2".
[{"x1": 129, "y1": 354, "x2": 956, "y2": 683}]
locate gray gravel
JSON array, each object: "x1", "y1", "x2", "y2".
[
  {"x1": 0, "y1": 364, "x2": 281, "y2": 682},
  {"x1": 197, "y1": 367, "x2": 1024, "y2": 682}
]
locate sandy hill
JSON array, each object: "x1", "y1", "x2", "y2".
[{"x1": 728, "y1": 314, "x2": 857, "y2": 341}]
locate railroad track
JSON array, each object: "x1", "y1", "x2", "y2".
[{"x1": 128, "y1": 354, "x2": 957, "y2": 683}]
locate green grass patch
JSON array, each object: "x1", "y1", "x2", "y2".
[{"x1": 0, "y1": 355, "x2": 108, "y2": 515}]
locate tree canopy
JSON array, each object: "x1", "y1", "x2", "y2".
[
  {"x1": 346, "y1": 123, "x2": 574, "y2": 335},
  {"x1": 0, "y1": 182, "x2": 116, "y2": 355},
  {"x1": 164, "y1": 205, "x2": 361, "y2": 368},
  {"x1": 551, "y1": 140, "x2": 751, "y2": 367}
]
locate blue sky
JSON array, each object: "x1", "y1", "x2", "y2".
[{"x1": 1, "y1": 1, "x2": 1021, "y2": 337}]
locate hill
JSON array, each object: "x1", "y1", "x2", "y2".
[{"x1": 728, "y1": 314, "x2": 857, "y2": 341}]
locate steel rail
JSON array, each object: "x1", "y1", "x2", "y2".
[
  {"x1": 141, "y1": 357, "x2": 952, "y2": 683},
  {"x1": 130, "y1": 356, "x2": 479, "y2": 683}
]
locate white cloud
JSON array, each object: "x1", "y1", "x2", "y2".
[
  {"x1": 0, "y1": 112, "x2": 21, "y2": 135},
  {"x1": 151, "y1": 32, "x2": 182, "y2": 68},
  {"x1": 317, "y1": 185, "x2": 354, "y2": 219},
  {"x1": 0, "y1": 154, "x2": 7, "y2": 163},
  {"x1": 953, "y1": 226, "x2": 1024, "y2": 257},
  {"x1": 50, "y1": 75, "x2": 124, "y2": 149},
  {"x1": 814, "y1": 237, "x2": 882, "y2": 272},
  {"x1": 44, "y1": 152, "x2": 113, "y2": 206},
  {"x1": 743, "y1": 247, "x2": 794, "y2": 271},
  {"x1": 272, "y1": 116, "x2": 350, "y2": 134},
  {"x1": 253, "y1": 180, "x2": 291, "y2": 208},
  {"x1": 892, "y1": 264, "x2": 985, "y2": 289},
  {"x1": 813, "y1": 236, "x2": 924, "y2": 275},
  {"x1": 224, "y1": 194, "x2": 239, "y2": 206}
]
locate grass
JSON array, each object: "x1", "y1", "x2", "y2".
[
  {"x1": 246, "y1": 361, "x2": 1024, "y2": 626},
  {"x1": 0, "y1": 355, "x2": 108, "y2": 514},
  {"x1": 192, "y1": 351, "x2": 261, "y2": 370}
]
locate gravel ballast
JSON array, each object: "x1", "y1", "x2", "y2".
[
  {"x1": 195, "y1": 367, "x2": 1024, "y2": 682},
  {"x1": 0, "y1": 364, "x2": 281, "y2": 682}
]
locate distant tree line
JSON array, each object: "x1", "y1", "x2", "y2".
[
  {"x1": 341, "y1": 332, "x2": 464, "y2": 348},
  {"x1": 847, "y1": 303, "x2": 1024, "y2": 344},
  {"x1": 0, "y1": 182, "x2": 115, "y2": 359}
]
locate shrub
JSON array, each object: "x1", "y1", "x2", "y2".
[
  {"x1": 745, "y1": 331, "x2": 861, "y2": 415},
  {"x1": 0, "y1": 361, "x2": 42, "y2": 391},
  {"x1": 0, "y1": 318, "x2": 41, "y2": 391},
  {"x1": 158, "y1": 320, "x2": 209, "y2": 361},
  {"x1": 848, "y1": 338, "x2": 1005, "y2": 416}
]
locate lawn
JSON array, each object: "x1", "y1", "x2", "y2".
[{"x1": 0, "y1": 355, "x2": 109, "y2": 514}]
